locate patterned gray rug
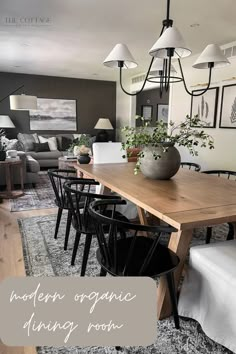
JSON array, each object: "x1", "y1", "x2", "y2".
[
  {"x1": 18, "y1": 213, "x2": 233, "y2": 354},
  {"x1": 11, "y1": 171, "x2": 56, "y2": 212}
]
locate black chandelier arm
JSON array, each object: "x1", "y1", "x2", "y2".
[
  {"x1": 178, "y1": 59, "x2": 213, "y2": 97},
  {"x1": 119, "y1": 56, "x2": 155, "y2": 96},
  {"x1": 119, "y1": 23, "x2": 166, "y2": 97}
]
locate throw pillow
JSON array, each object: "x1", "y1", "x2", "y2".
[
  {"x1": 33, "y1": 142, "x2": 50, "y2": 152},
  {"x1": 17, "y1": 133, "x2": 38, "y2": 151},
  {"x1": 38, "y1": 136, "x2": 58, "y2": 151},
  {"x1": 61, "y1": 136, "x2": 72, "y2": 151},
  {"x1": 3, "y1": 137, "x2": 24, "y2": 151}
]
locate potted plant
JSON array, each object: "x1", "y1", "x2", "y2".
[
  {"x1": 0, "y1": 129, "x2": 7, "y2": 161},
  {"x1": 122, "y1": 115, "x2": 214, "y2": 179},
  {"x1": 68, "y1": 134, "x2": 91, "y2": 164}
]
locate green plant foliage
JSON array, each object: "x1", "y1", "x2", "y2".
[
  {"x1": 122, "y1": 115, "x2": 214, "y2": 173},
  {"x1": 68, "y1": 134, "x2": 91, "y2": 152}
]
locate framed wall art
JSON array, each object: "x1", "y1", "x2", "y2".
[
  {"x1": 190, "y1": 87, "x2": 219, "y2": 128},
  {"x1": 29, "y1": 98, "x2": 77, "y2": 131},
  {"x1": 141, "y1": 105, "x2": 153, "y2": 120},
  {"x1": 219, "y1": 84, "x2": 236, "y2": 128},
  {"x1": 157, "y1": 104, "x2": 169, "y2": 123}
]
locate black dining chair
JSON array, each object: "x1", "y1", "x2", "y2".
[
  {"x1": 64, "y1": 180, "x2": 130, "y2": 276},
  {"x1": 202, "y1": 170, "x2": 236, "y2": 243},
  {"x1": 48, "y1": 169, "x2": 95, "y2": 250},
  {"x1": 180, "y1": 162, "x2": 201, "y2": 172},
  {"x1": 89, "y1": 198, "x2": 180, "y2": 329}
]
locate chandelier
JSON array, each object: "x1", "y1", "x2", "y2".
[{"x1": 103, "y1": 0, "x2": 230, "y2": 97}]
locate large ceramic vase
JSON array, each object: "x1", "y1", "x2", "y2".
[
  {"x1": 140, "y1": 143, "x2": 181, "y2": 180},
  {"x1": 0, "y1": 151, "x2": 6, "y2": 161}
]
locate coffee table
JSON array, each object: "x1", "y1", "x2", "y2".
[
  {"x1": 58, "y1": 156, "x2": 77, "y2": 170},
  {"x1": 0, "y1": 159, "x2": 24, "y2": 198}
]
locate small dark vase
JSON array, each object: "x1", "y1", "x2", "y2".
[
  {"x1": 77, "y1": 154, "x2": 91, "y2": 164},
  {"x1": 0, "y1": 151, "x2": 6, "y2": 161}
]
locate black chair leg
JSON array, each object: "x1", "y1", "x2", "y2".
[
  {"x1": 227, "y1": 222, "x2": 234, "y2": 241},
  {"x1": 64, "y1": 211, "x2": 72, "y2": 250},
  {"x1": 54, "y1": 208, "x2": 63, "y2": 239},
  {"x1": 100, "y1": 267, "x2": 107, "y2": 276},
  {"x1": 166, "y1": 272, "x2": 180, "y2": 329},
  {"x1": 206, "y1": 226, "x2": 212, "y2": 244},
  {"x1": 71, "y1": 231, "x2": 81, "y2": 266},
  {"x1": 80, "y1": 234, "x2": 92, "y2": 276}
]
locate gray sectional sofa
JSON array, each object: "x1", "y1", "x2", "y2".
[
  {"x1": 17, "y1": 133, "x2": 74, "y2": 168},
  {"x1": 17, "y1": 133, "x2": 95, "y2": 168}
]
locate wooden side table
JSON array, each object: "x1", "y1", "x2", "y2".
[{"x1": 0, "y1": 160, "x2": 24, "y2": 199}]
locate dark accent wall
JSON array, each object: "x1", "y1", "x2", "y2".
[
  {"x1": 136, "y1": 87, "x2": 169, "y2": 127},
  {"x1": 0, "y1": 72, "x2": 116, "y2": 140}
]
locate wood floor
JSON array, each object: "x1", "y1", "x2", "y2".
[{"x1": 0, "y1": 199, "x2": 57, "y2": 354}]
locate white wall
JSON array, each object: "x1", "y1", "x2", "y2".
[
  {"x1": 170, "y1": 44, "x2": 236, "y2": 171},
  {"x1": 116, "y1": 81, "x2": 133, "y2": 141}
]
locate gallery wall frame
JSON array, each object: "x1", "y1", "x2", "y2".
[
  {"x1": 157, "y1": 104, "x2": 169, "y2": 123},
  {"x1": 219, "y1": 84, "x2": 236, "y2": 129},
  {"x1": 190, "y1": 87, "x2": 219, "y2": 128},
  {"x1": 141, "y1": 105, "x2": 153, "y2": 120},
  {"x1": 29, "y1": 98, "x2": 77, "y2": 131}
]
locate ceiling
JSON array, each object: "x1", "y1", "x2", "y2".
[{"x1": 0, "y1": 0, "x2": 235, "y2": 81}]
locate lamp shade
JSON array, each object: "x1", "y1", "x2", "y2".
[
  {"x1": 0, "y1": 115, "x2": 15, "y2": 128},
  {"x1": 149, "y1": 27, "x2": 191, "y2": 59},
  {"x1": 149, "y1": 58, "x2": 177, "y2": 75},
  {"x1": 103, "y1": 43, "x2": 137, "y2": 69},
  {"x1": 193, "y1": 44, "x2": 230, "y2": 69},
  {"x1": 10, "y1": 94, "x2": 37, "y2": 110},
  {"x1": 94, "y1": 118, "x2": 114, "y2": 130}
]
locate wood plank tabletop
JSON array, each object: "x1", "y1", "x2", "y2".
[{"x1": 71, "y1": 162, "x2": 236, "y2": 230}]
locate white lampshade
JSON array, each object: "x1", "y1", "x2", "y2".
[
  {"x1": 193, "y1": 44, "x2": 230, "y2": 69},
  {"x1": 149, "y1": 58, "x2": 177, "y2": 75},
  {"x1": 94, "y1": 118, "x2": 114, "y2": 130},
  {"x1": 149, "y1": 27, "x2": 191, "y2": 59},
  {"x1": 10, "y1": 94, "x2": 37, "y2": 110},
  {"x1": 0, "y1": 115, "x2": 15, "y2": 128},
  {"x1": 103, "y1": 43, "x2": 137, "y2": 69}
]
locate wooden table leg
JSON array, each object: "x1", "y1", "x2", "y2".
[
  {"x1": 19, "y1": 163, "x2": 24, "y2": 192},
  {"x1": 5, "y1": 164, "x2": 12, "y2": 196},
  {"x1": 157, "y1": 228, "x2": 193, "y2": 319},
  {"x1": 137, "y1": 206, "x2": 148, "y2": 225}
]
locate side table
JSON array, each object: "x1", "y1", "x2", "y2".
[{"x1": 0, "y1": 160, "x2": 24, "y2": 199}]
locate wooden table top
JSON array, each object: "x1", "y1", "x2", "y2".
[
  {"x1": 0, "y1": 159, "x2": 22, "y2": 165},
  {"x1": 72, "y1": 162, "x2": 236, "y2": 230}
]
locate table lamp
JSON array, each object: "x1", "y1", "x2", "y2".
[
  {"x1": 0, "y1": 115, "x2": 15, "y2": 131},
  {"x1": 94, "y1": 118, "x2": 114, "y2": 142}
]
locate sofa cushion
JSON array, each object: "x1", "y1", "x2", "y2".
[
  {"x1": 26, "y1": 155, "x2": 40, "y2": 173},
  {"x1": 28, "y1": 150, "x2": 62, "y2": 160},
  {"x1": 60, "y1": 136, "x2": 72, "y2": 151},
  {"x1": 56, "y1": 134, "x2": 73, "y2": 151},
  {"x1": 17, "y1": 133, "x2": 38, "y2": 151},
  {"x1": 33, "y1": 142, "x2": 50, "y2": 152},
  {"x1": 38, "y1": 136, "x2": 58, "y2": 151},
  {"x1": 3, "y1": 137, "x2": 24, "y2": 151}
]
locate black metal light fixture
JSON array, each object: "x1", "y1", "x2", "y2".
[{"x1": 103, "y1": 0, "x2": 230, "y2": 98}]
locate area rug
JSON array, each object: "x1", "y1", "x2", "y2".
[
  {"x1": 18, "y1": 214, "x2": 233, "y2": 354},
  {"x1": 11, "y1": 171, "x2": 56, "y2": 212}
]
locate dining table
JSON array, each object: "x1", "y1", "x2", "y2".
[{"x1": 70, "y1": 161, "x2": 236, "y2": 320}]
